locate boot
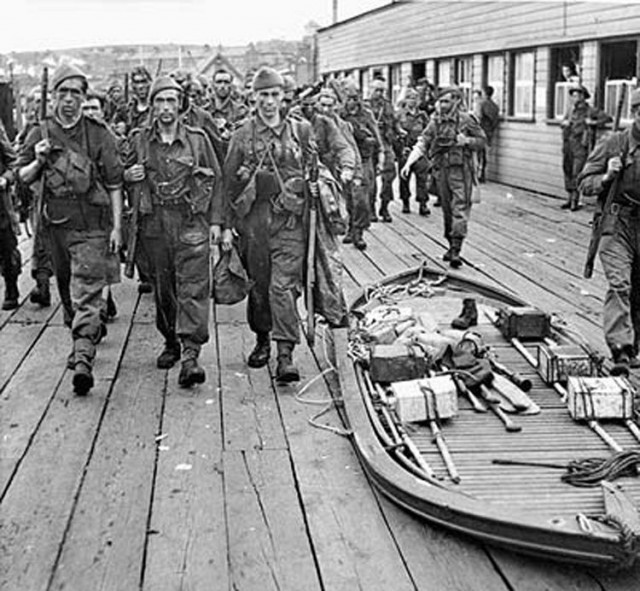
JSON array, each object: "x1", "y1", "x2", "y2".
[
  {"x1": 106, "y1": 288, "x2": 117, "y2": 320},
  {"x1": 379, "y1": 204, "x2": 392, "y2": 223},
  {"x1": 353, "y1": 228, "x2": 367, "y2": 251},
  {"x1": 418, "y1": 202, "x2": 430, "y2": 216},
  {"x1": 73, "y1": 362, "x2": 94, "y2": 396},
  {"x1": 451, "y1": 298, "x2": 478, "y2": 330},
  {"x1": 560, "y1": 193, "x2": 573, "y2": 210},
  {"x1": 157, "y1": 340, "x2": 181, "y2": 369},
  {"x1": 449, "y1": 239, "x2": 463, "y2": 269},
  {"x1": 138, "y1": 281, "x2": 153, "y2": 294},
  {"x1": 342, "y1": 226, "x2": 354, "y2": 244},
  {"x1": 443, "y1": 240, "x2": 452, "y2": 262},
  {"x1": 401, "y1": 199, "x2": 410, "y2": 214},
  {"x1": 178, "y1": 348, "x2": 206, "y2": 388},
  {"x1": 29, "y1": 273, "x2": 50, "y2": 307},
  {"x1": 2, "y1": 277, "x2": 19, "y2": 310},
  {"x1": 276, "y1": 341, "x2": 300, "y2": 383},
  {"x1": 247, "y1": 332, "x2": 271, "y2": 368},
  {"x1": 610, "y1": 345, "x2": 633, "y2": 377}
]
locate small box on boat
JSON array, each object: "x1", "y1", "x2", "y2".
[
  {"x1": 567, "y1": 376, "x2": 634, "y2": 420},
  {"x1": 369, "y1": 344, "x2": 426, "y2": 383},
  {"x1": 497, "y1": 306, "x2": 550, "y2": 340},
  {"x1": 537, "y1": 344, "x2": 595, "y2": 384},
  {"x1": 391, "y1": 376, "x2": 458, "y2": 423}
]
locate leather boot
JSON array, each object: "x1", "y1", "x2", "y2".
[
  {"x1": 443, "y1": 240, "x2": 452, "y2": 262},
  {"x1": 157, "y1": 340, "x2": 181, "y2": 369},
  {"x1": 560, "y1": 193, "x2": 573, "y2": 210},
  {"x1": 379, "y1": 204, "x2": 392, "y2": 223},
  {"x1": 451, "y1": 298, "x2": 478, "y2": 329},
  {"x1": 30, "y1": 273, "x2": 50, "y2": 307},
  {"x1": 418, "y1": 202, "x2": 430, "y2": 216},
  {"x1": 106, "y1": 288, "x2": 117, "y2": 320},
  {"x1": 353, "y1": 228, "x2": 367, "y2": 251},
  {"x1": 449, "y1": 239, "x2": 463, "y2": 269},
  {"x1": 276, "y1": 341, "x2": 300, "y2": 383},
  {"x1": 248, "y1": 332, "x2": 271, "y2": 368},
  {"x1": 610, "y1": 345, "x2": 633, "y2": 377},
  {"x1": 342, "y1": 226, "x2": 353, "y2": 244},
  {"x1": 73, "y1": 362, "x2": 94, "y2": 396},
  {"x1": 401, "y1": 199, "x2": 410, "y2": 214},
  {"x1": 178, "y1": 347, "x2": 206, "y2": 388},
  {"x1": 2, "y1": 277, "x2": 19, "y2": 310}
]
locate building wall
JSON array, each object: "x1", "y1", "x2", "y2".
[{"x1": 317, "y1": 1, "x2": 640, "y2": 198}]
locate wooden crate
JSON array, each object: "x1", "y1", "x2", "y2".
[
  {"x1": 537, "y1": 344, "x2": 595, "y2": 385},
  {"x1": 567, "y1": 376, "x2": 634, "y2": 420},
  {"x1": 391, "y1": 376, "x2": 458, "y2": 423}
]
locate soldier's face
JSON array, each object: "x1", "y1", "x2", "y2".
[
  {"x1": 214, "y1": 75, "x2": 232, "y2": 98},
  {"x1": 345, "y1": 94, "x2": 359, "y2": 111},
  {"x1": 132, "y1": 77, "x2": 150, "y2": 101},
  {"x1": 371, "y1": 86, "x2": 385, "y2": 100},
  {"x1": 55, "y1": 77, "x2": 85, "y2": 121},
  {"x1": 438, "y1": 94, "x2": 455, "y2": 114},
  {"x1": 256, "y1": 87, "x2": 283, "y2": 120},
  {"x1": 153, "y1": 89, "x2": 180, "y2": 124},
  {"x1": 318, "y1": 97, "x2": 335, "y2": 117},
  {"x1": 82, "y1": 98, "x2": 104, "y2": 121}
]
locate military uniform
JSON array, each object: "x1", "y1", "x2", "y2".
[
  {"x1": 0, "y1": 120, "x2": 20, "y2": 310},
  {"x1": 396, "y1": 106, "x2": 430, "y2": 214},
  {"x1": 410, "y1": 102, "x2": 486, "y2": 266},
  {"x1": 578, "y1": 106, "x2": 640, "y2": 370},
  {"x1": 17, "y1": 109, "x2": 123, "y2": 390},
  {"x1": 562, "y1": 89, "x2": 611, "y2": 210},
  {"x1": 224, "y1": 112, "x2": 315, "y2": 360},
  {"x1": 127, "y1": 119, "x2": 221, "y2": 372}
]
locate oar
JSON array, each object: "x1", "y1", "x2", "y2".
[
  {"x1": 479, "y1": 384, "x2": 522, "y2": 432},
  {"x1": 422, "y1": 385, "x2": 460, "y2": 483}
]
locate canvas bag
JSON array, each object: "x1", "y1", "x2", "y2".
[{"x1": 211, "y1": 245, "x2": 253, "y2": 305}]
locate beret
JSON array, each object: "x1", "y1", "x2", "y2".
[
  {"x1": 149, "y1": 76, "x2": 183, "y2": 102},
  {"x1": 51, "y1": 63, "x2": 87, "y2": 91},
  {"x1": 252, "y1": 67, "x2": 284, "y2": 92}
]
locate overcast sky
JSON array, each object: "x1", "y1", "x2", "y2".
[{"x1": 0, "y1": 0, "x2": 390, "y2": 53}]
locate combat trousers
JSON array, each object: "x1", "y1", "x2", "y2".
[
  {"x1": 0, "y1": 223, "x2": 21, "y2": 283},
  {"x1": 140, "y1": 208, "x2": 210, "y2": 350},
  {"x1": 30, "y1": 222, "x2": 53, "y2": 280},
  {"x1": 398, "y1": 153, "x2": 429, "y2": 206},
  {"x1": 46, "y1": 225, "x2": 109, "y2": 368},
  {"x1": 562, "y1": 141, "x2": 588, "y2": 194},
  {"x1": 435, "y1": 165, "x2": 472, "y2": 241},
  {"x1": 239, "y1": 200, "x2": 305, "y2": 344},
  {"x1": 370, "y1": 144, "x2": 396, "y2": 213},
  {"x1": 344, "y1": 179, "x2": 370, "y2": 232},
  {"x1": 599, "y1": 207, "x2": 640, "y2": 354}
]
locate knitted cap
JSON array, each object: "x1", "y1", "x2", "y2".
[
  {"x1": 149, "y1": 76, "x2": 182, "y2": 102},
  {"x1": 51, "y1": 63, "x2": 87, "y2": 91},
  {"x1": 252, "y1": 67, "x2": 284, "y2": 92}
]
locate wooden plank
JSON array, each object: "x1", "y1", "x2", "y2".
[
  {"x1": 48, "y1": 322, "x2": 163, "y2": 591},
  {"x1": 224, "y1": 448, "x2": 322, "y2": 591},
  {"x1": 142, "y1": 336, "x2": 228, "y2": 591}
]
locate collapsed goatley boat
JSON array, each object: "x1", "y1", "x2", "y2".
[{"x1": 331, "y1": 265, "x2": 640, "y2": 569}]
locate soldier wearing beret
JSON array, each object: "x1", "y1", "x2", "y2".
[
  {"x1": 125, "y1": 76, "x2": 226, "y2": 388},
  {"x1": 17, "y1": 63, "x2": 124, "y2": 395},
  {"x1": 578, "y1": 88, "x2": 640, "y2": 375},
  {"x1": 223, "y1": 66, "x2": 317, "y2": 382},
  {"x1": 561, "y1": 83, "x2": 611, "y2": 211},
  {"x1": 401, "y1": 86, "x2": 486, "y2": 268}
]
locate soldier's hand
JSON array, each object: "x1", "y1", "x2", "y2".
[
  {"x1": 109, "y1": 227, "x2": 122, "y2": 253},
  {"x1": 34, "y1": 138, "x2": 51, "y2": 163},
  {"x1": 604, "y1": 156, "x2": 623, "y2": 182},
  {"x1": 340, "y1": 168, "x2": 354, "y2": 184},
  {"x1": 400, "y1": 164, "x2": 411, "y2": 180},
  {"x1": 124, "y1": 164, "x2": 146, "y2": 183},
  {"x1": 456, "y1": 133, "x2": 469, "y2": 147},
  {"x1": 210, "y1": 224, "x2": 222, "y2": 245},
  {"x1": 0, "y1": 177, "x2": 7, "y2": 191},
  {"x1": 221, "y1": 228, "x2": 234, "y2": 252}
]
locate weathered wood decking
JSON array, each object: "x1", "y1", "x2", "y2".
[{"x1": 2, "y1": 183, "x2": 640, "y2": 591}]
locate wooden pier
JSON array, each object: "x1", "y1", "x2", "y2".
[{"x1": 2, "y1": 183, "x2": 639, "y2": 590}]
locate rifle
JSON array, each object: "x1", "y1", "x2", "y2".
[
  {"x1": 583, "y1": 84, "x2": 627, "y2": 279},
  {"x1": 124, "y1": 73, "x2": 129, "y2": 106},
  {"x1": 34, "y1": 67, "x2": 49, "y2": 234},
  {"x1": 123, "y1": 158, "x2": 151, "y2": 279},
  {"x1": 305, "y1": 152, "x2": 320, "y2": 346}
]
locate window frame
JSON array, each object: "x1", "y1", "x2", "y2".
[
  {"x1": 483, "y1": 53, "x2": 506, "y2": 115},
  {"x1": 508, "y1": 49, "x2": 536, "y2": 120}
]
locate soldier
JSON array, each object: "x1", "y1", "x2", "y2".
[
  {"x1": 578, "y1": 88, "x2": 640, "y2": 375},
  {"x1": 17, "y1": 64, "x2": 124, "y2": 395},
  {"x1": 0, "y1": 119, "x2": 20, "y2": 310},
  {"x1": 341, "y1": 82, "x2": 382, "y2": 230},
  {"x1": 367, "y1": 78, "x2": 402, "y2": 222},
  {"x1": 209, "y1": 68, "x2": 246, "y2": 154},
  {"x1": 474, "y1": 85, "x2": 500, "y2": 183},
  {"x1": 317, "y1": 88, "x2": 368, "y2": 249},
  {"x1": 223, "y1": 67, "x2": 317, "y2": 382},
  {"x1": 127, "y1": 66, "x2": 153, "y2": 132},
  {"x1": 561, "y1": 83, "x2": 611, "y2": 211},
  {"x1": 125, "y1": 76, "x2": 225, "y2": 388},
  {"x1": 396, "y1": 88, "x2": 430, "y2": 215},
  {"x1": 401, "y1": 86, "x2": 486, "y2": 268}
]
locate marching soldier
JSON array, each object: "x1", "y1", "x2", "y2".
[
  {"x1": 127, "y1": 66, "x2": 153, "y2": 132},
  {"x1": 401, "y1": 86, "x2": 486, "y2": 268},
  {"x1": 17, "y1": 64, "x2": 124, "y2": 396},
  {"x1": 578, "y1": 88, "x2": 640, "y2": 375},
  {"x1": 125, "y1": 76, "x2": 224, "y2": 388},
  {"x1": 223, "y1": 67, "x2": 317, "y2": 382}
]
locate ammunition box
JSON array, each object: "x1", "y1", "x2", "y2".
[
  {"x1": 391, "y1": 376, "x2": 458, "y2": 423},
  {"x1": 567, "y1": 376, "x2": 634, "y2": 420},
  {"x1": 369, "y1": 344, "x2": 426, "y2": 383},
  {"x1": 497, "y1": 306, "x2": 550, "y2": 340},
  {"x1": 537, "y1": 344, "x2": 595, "y2": 385}
]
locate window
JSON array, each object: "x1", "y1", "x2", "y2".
[
  {"x1": 411, "y1": 61, "x2": 426, "y2": 85},
  {"x1": 509, "y1": 50, "x2": 535, "y2": 118},
  {"x1": 455, "y1": 57, "x2": 473, "y2": 108},
  {"x1": 388, "y1": 63, "x2": 402, "y2": 105},
  {"x1": 436, "y1": 59, "x2": 452, "y2": 88},
  {"x1": 600, "y1": 39, "x2": 638, "y2": 125},
  {"x1": 549, "y1": 44, "x2": 581, "y2": 119},
  {"x1": 484, "y1": 54, "x2": 505, "y2": 114}
]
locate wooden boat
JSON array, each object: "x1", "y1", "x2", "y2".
[{"x1": 332, "y1": 265, "x2": 640, "y2": 569}]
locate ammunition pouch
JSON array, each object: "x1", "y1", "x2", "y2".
[
  {"x1": 255, "y1": 170, "x2": 280, "y2": 198},
  {"x1": 272, "y1": 190, "x2": 305, "y2": 217},
  {"x1": 188, "y1": 166, "x2": 215, "y2": 215}
]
